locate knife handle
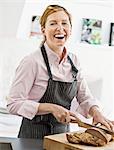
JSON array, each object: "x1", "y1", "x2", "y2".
[
  {"x1": 70, "y1": 119, "x2": 91, "y2": 128},
  {"x1": 70, "y1": 119, "x2": 83, "y2": 126}
]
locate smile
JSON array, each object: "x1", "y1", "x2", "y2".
[{"x1": 54, "y1": 34, "x2": 65, "y2": 39}]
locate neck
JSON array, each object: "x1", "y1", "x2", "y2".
[{"x1": 46, "y1": 42, "x2": 64, "y2": 58}]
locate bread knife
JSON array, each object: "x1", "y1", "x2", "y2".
[{"x1": 70, "y1": 119, "x2": 114, "y2": 136}]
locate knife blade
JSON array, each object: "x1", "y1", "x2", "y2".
[{"x1": 70, "y1": 119, "x2": 114, "y2": 136}]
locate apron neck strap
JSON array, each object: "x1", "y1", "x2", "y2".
[
  {"x1": 41, "y1": 45, "x2": 78, "y2": 79},
  {"x1": 41, "y1": 45, "x2": 53, "y2": 79},
  {"x1": 67, "y1": 55, "x2": 78, "y2": 78}
]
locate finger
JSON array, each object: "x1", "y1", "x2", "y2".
[
  {"x1": 59, "y1": 112, "x2": 68, "y2": 123},
  {"x1": 65, "y1": 116, "x2": 71, "y2": 123},
  {"x1": 101, "y1": 121, "x2": 112, "y2": 130},
  {"x1": 69, "y1": 111, "x2": 81, "y2": 121},
  {"x1": 92, "y1": 118, "x2": 99, "y2": 126},
  {"x1": 92, "y1": 121, "x2": 99, "y2": 126},
  {"x1": 61, "y1": 117, "x2": 70, "y2": 124},
  {"x1": 92, "y1": 122, "x2": 100, "y2": 126},
  {"x1": 59, "y1": 116, "x2": 66, "y2": 123},
  {"x1": 96, "y1": 123, "x2": 101, "y2": 127},
  {"x1": 111, "y1": 121, "x2": 114, "y2": 125},
  {"x1": 69, "y1": 111, "x2": 76, "y2": 117},
  {"x1": 57, "y1": 115, "x2": 63, "y2": 123},
  {"x1": 107, "y1": 120, "x2": 114, "y2": 131}
]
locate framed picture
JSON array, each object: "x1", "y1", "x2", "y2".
[
  {"x1": 30, "y1": 15, "x2": 42, "y2": 39},
  {"x1": 109, "y1": 23, "x2": 114, "y2": 46},
  {"x1": 81, "y1": 18, "x2": 102, "y2": 45}
]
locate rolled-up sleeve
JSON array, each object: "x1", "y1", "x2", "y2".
[
  {"x1": 74, "y1": 58, "x2": 102, "y2": 118},
  {"x1": 7, "y1": 56, "x2": 39, "y2": 120}
]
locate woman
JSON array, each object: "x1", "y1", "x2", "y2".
[{"x1": 7, "y1": 5, "x2": 114, "y2": 139}]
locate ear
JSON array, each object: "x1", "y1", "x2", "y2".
[{"x1": 41, "y1": 27, "x2": 45, "y2": 34}]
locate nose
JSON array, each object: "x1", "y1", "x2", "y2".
[{"x1": 56, "y1": 24, "x2": 64, "y2": 31}]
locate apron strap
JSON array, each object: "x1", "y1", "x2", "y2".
[
  {"x1": 41, "y1": 45, "x2": 78, "y2": 79},
  {"x1": 67, "y1": 55, "x2": 78, "y2": 78},
  {"x1": 41, "y1": 45, "x2": 53, "y2": 79}
]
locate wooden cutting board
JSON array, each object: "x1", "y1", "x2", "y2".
[{"x1": 43, "y1": 132, "x2": 114, "y2": 150}]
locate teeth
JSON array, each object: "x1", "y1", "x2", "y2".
[{"x1": 55, "y1": 34, "x2": 64, "y2": 38}]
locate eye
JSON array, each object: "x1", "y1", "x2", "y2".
[
  {"x1": 50, "y1": 22, "x2": 56, "y2": 25},
  {"x1": 62, "y1": 22, "x2": 68, "y2": 25}
]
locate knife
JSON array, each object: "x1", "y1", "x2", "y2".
[{"x1": 70, "y1": 119, "x2": 114, "y2": 136}]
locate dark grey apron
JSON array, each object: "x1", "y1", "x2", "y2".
[{"x1": 18, "y1": 45, "x2": 78, "y2": 139}]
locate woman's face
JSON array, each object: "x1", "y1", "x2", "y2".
[{"x1": 42, "y1": 10, "x2": 71, "y2": 50}]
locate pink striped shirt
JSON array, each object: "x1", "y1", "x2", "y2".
[{"x1": 7, "y1": 43, "x2": 100, "y2": 119}]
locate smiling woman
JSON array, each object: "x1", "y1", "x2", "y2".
[
  {"x1": 40, "y1": 5, "x2": 72, "y2": 57},
  {"x1": 7, "y1": 4, "x2": 114, "y2": 139}
]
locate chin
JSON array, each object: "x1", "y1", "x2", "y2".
[
  {"x1": 56, "y1": 42, "x2": 65, "y2": 47},
  {"x1": 57, "y1": 44, "x2": 64, "y2": 46}
]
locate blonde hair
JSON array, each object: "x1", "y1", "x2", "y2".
[{"x1": 40, "y1": 5, "x2": 72, "y2": 45}]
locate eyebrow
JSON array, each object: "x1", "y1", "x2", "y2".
[{"x1": 49, "y1": 20, "x2": 68, "y2": 22}]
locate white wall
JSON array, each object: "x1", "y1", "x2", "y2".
[
  {"x1": 75, "y1": 44, "x2": 113, "y2": 117},
  {"x1": 17, "y1": 0, "x2": 113, "y2": 45},
  {"x1": 0, "y1": 0, "x2": 25, "y2": 37}
]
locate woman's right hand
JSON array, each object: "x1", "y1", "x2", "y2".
[
  {"x1": 50, "y1": 104, "x2": 78, "y2": 124},
  {"x1": 38, "y1": 103, "x2": 78, "y2": 124}
]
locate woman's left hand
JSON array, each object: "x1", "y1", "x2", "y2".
[{"x1": 90, "y1": 106, "x2": 114, "y2": 131}]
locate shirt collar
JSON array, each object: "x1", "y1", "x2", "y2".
[{"x1": 44, "y1": 42, "x2": 68, "y2": 64}]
